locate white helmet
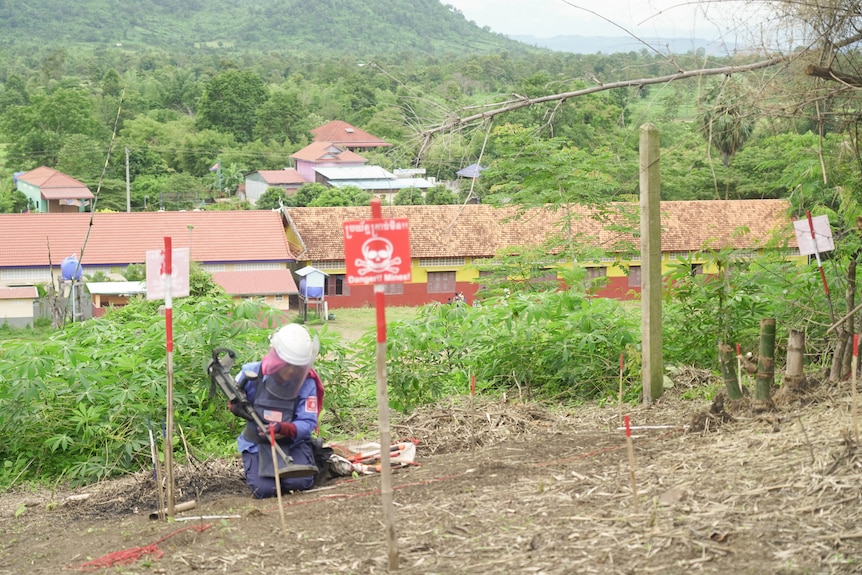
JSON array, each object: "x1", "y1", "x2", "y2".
[{"x1": 270, "y1": 324, "x2": 319, "y2": 366}]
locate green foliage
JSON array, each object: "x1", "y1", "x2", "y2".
[
  {"x1": 393, "y1": 187, "x2": 425, "y2": 205},
  {"x1": 662, "y1": 249, "x2": 800, "y2": 367},
  {"x1": 0, "y1": 87, "x2": 104, "y2": 168},
  {"x1": 196, "y1": 70, "x2": 268, "y2": 143},
  {"x1": 256, "y1": 188, "x2": 290, "y2": 210},
  {"x1": 0, "y1": 0, "x2": 531, "y2": 56},
  {"x1": 308, "y1": 186, "x2": 371, "y2": 207},
  {"x1": 352, "y1": 288, "x2": 639, "y2": 412},
  {"x1": 424, "y1": 184, "x2": 457, "y2": 205},
  {"x1": 292, "y1": 183, "x2": 328, "y2": 207},
  {"x1": 253, "y1": 88, "x2": 313, "y2": 146},
  {"x1": 0, "y1": 293, "x2": 353, "y2": 487},
  {"x1": 483, "y1": 124, "x2": 620, "y2": 207}
]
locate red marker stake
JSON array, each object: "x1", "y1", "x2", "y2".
[
  {"x1": 624, "y1": 414, "x2": 638, "y2": 511},
  {"x1": 736, "y1": 343, "x2": 743, "y2": 391},
  {"x1": 853, "y1": 335, "x2": 859, "y2": 442},
  {"x1": 618, "y1": 353, "x2": 625, "y2": 425},
  {"x1": 163, "y1": 237, "x2": 175, "y2": 518}
]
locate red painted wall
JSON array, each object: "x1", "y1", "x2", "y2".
[
  {"x1": 594, "y1": 277, "x2": 640, "y2": 300},
  {"x1": 324, "y1": 283, "x2": 479, "y2": 309}
]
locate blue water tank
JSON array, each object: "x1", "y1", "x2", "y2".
[
  {"x1": 61, "y1": 255, "x2": 83, "y2": 280},
  {"x1": 300, "y1": 278, "x2": 323, "y2": 298}
]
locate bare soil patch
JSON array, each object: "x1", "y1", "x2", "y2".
[{"x1": 2, "y1": 375, "x2": 861, "y2": 574}]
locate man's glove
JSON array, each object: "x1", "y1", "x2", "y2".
[
  {"x1": 228, "y1": 400, "x2": 253, "y2": 420},
  {"x1": 258, "y1": 422, "x2": 297, "y2": 439}
]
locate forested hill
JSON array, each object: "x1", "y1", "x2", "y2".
[{"x1": 0, "y1": 0, "x2": 533, "y2": 56}]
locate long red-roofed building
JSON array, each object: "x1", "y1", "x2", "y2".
[{"x1": 0, "y1": 211, "x2": 299, "y2": 317}]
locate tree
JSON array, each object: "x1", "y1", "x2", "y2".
[
  {"x1": 425, "y1": 184, "x2": 457, "y2": 205},
  {"x1": 253, "y1": 88, "x2": 312, "y2": 146},
  {"x1": 293, "y1": 182, "x2": 329, "y2": 207},
  {"x1": 196, "y1": 69, "x2": 268, "y2": 143},
  {"x1": 482, "y1": 124, "x2": 619, "y2": 208},
  {"x1": 700, "y1": 94, "x2": 754, "y2": 169},
  {"x1": 393, "y1": 187, "x2": 425, "y2": 205},
  {"x1": 256, "y1": 187, "x2": 289, "y2": 210},
  {"x1": 0, "y1": 87, "x2": 104, "y2": 168},
  {"x1": 309, "y1": 186, "x2": 371, "y2": 207}
]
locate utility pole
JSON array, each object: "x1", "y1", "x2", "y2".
[
  {"x1": 125, "y1": 147, "x2": 131, "y2": 212},
  {"x1": 640, "y1": 123, "x2": 663, "y2": 403}
]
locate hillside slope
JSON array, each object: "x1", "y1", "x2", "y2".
[{"x1": 0, "y1": 0, "x2": 536, "y2": 55}]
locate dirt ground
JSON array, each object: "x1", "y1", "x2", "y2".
[{"x1": 2, "y1": 369, "x2": 862, "y2": 575}]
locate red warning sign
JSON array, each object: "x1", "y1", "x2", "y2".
[{"x1": 343, "y1": 218, "x2": 411, "y2": 285}]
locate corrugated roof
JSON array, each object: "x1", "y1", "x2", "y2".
[
  {"x1": 329, "y1": 178, "x2": 434, "y2": 190},
  {"x1": 311, "y1": 120, "x2": 392, "y2": 148},
  {"x1": 211, "y1": 269, "x2": 298, "y2": 296},
  {"x1": 0, "y1": 211, "x2": 295, "y2": 268},
  {"x1": 85, "y1": 281, "x2": 147, "y2": 295},
  {"x1": 17, "y1": 166, "x2": 94, "y2": 199},
  {"x1": 314, "y1": 166, "x2": 394, "y2": 180},
  {"x1": 286, "y1": 200, "x2": 797, "y2": 261},
  {"x1": 290, "y1": 141, "x2": 366, "y2": 163}
]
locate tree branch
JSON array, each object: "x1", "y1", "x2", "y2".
[
  {"x1": 805, "y1": 64, "x2": 862, "y2": 87},
  {"x1": 421, "y1": 55, "x2": 793, "y2": 138}
]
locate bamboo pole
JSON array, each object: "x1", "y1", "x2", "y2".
[
  {"x1": 718, "y1": 342, "x2": 743, "y2": 399},
  {"x1": 755, "y1": 319, "x2": 776, "y2": 404}
]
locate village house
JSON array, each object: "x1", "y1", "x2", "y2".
[
  {"x1": 282, "y1": 200, "x2": 802, "y2": 309},
  {"x1": 0, "y1": 211, "x2": 298, "y2": 318},
  {"x1": 244, "y1": 121, "x2": 432, "y2": 206},
  {"x1": 242, "y1": 168, "x2": 306, "y2": 205},
  {"x1": 311, "y1": 120, "x2": 393, "y2": 153},
  {"x1": 15, "y1": 166, "x2": 94, "y2": 213},
  {"x1": 0, "y1": 286, "x2": 39, "y2": 327}
]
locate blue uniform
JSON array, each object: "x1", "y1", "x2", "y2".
[{"x1": 235, "y1": 361, "x2": 321, "y2": 498}]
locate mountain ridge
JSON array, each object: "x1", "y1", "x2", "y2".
[{"x1": 0, "y1": 0, "x2": 536, "y2": 56}]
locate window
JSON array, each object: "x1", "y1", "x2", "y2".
[
  {"x1": 586, "y1": 267, "x2": 607, "y2": 280},
  {"x1": 427, "y1": 271, "x2": 456, "y2": 294},
  {"x1": 529, "y1": 270, "x2": 557, "y2": 287},
  {"x1": 1, "y1": 268, "x2": 51, "y2": 281},
  {"x1": 628, "y1": 266, "x2": 641, "y2": 288},
  {"x1": 325, "y1": 274, "x2": 349, "y2": 296},
  {"x1": 382, "y1": 283, "x2": 404, "y2": 295},
  {"x1": 312, "y1": 260, "x2": 346, "y2": 270},
  {"x1": 419, "y1": 257, "x2": 465, "y2": 267},
  {"x1": 234, "y1": 262, "x2": 281, "y2": 271}
]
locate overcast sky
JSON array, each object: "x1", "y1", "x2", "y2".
[{"x1": 444, "y1": 0, "x2": 750, "y2": 40}]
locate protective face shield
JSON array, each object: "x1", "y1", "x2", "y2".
[{"x1": 261, "y1": 324, "x2": 320, "y2": 398}]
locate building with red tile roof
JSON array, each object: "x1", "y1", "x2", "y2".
[
  {"x1": 311, "y1": 120, "x2": 392, "y2": 151},
  {"x1": 0, "y1": 286, "x2": 39, "y2": 327},
  {"x1": 282, "y1": 200, "x2": 801, "y2": 308},
  {"x1": 15, "y1": 166, "x2": 94, "y2": 213},
  {"x1": 290, "y1": 142, "x2": 366, "y2": 182},
  {"x1": 0, "y1": 211, "x2": 298, "y2": 314},
  {"x1": 243, "y1": 169, "x2": 307, "y2": 204}
]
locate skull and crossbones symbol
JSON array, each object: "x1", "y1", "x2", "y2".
[{"x1": 355, "y1": 237, "x2": 402, "y2": 276}]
